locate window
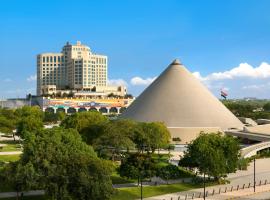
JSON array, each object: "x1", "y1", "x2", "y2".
[
  {"x1": 43, "y1": 57, "x2": 45, "y2": 62},
  {"x1": 46, "y1": 57, "x2": 49, "y2": 62},
  {"x1": 54, "y1": 56, "x2": 56, "y2": 62}
]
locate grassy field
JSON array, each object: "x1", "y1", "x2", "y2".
[
  {"x1": 111, "y1": 183, "x2": 200, "y2": 200},
  {"x1": 0, "y1": 183, "x2": 200, "y2": 200},
  {"x1": 0, "y1": 154, "x2": 20, "y2": 162},
  {"x1": 111, "y1": 172, "x2": 135, "y2": 184},
  {"x1": 0, "y1": 144, "x2": 21, "y2": 152},
  {"x1": 0, "y1": 140, "x2": 22, "y2": 152}
]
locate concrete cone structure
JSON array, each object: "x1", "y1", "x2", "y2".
[{"x1": 121, "y1": 59, "x2": 243, "y2": 143}]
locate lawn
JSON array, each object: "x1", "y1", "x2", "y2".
[
  {"x1": 0, "y1": 144, "x2": 21, "y2": 152},
  {"x1": 0, "y1": 183, "x2": 206, "y2": 200},
  {"x1": 111, "y1": 183, "x2": 200, "y2": 200},
  {"x1": 0, "y1": 154, "x2": 20, "y2": 162},
  {"x1": 0, "y1": 140, "x2": 22, "y2": 152},
  {"x1": 111, "y1": 172, "x2": 135, "y2": 184}
]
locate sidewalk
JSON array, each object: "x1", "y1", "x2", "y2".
[
  {"x1": 0, "y1": 190, "x2": 44, "y2": 199},
  {"x1": 144, "y1": 181, "x2": 270, "y2": 200},
  {"x1": 0, "y1": 151, "x2": 22, "y2": 155}
]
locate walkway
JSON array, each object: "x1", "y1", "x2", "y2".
[
  {"x1": 0, "y1": 151, "x2": 22, "y2": 155},
  {"x1": 241, "y1": 141, "x2": 270, "y2": 158},
  {"x1": 145, "y1": 158, "x2": 270, "y2": 200},
  {"x1": 0, "y1": 190, "x2": 44, "y2": 199}
]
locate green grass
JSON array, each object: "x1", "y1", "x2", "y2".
[
  {"x1": 0, "y1": 154, "x2": 20, "y2": 162},
  {"x1": 111, "y1": 183, "x2": 200, "y2": 200},
  {"x1": 111, "y1": 172, "x2": 135, "y2": 184},
  {"x1": 0, "y1": 144, "x2": 22, "y2": 152},
  {"x1": 0, "y1": 140, "x2": 20, "y2": 145}
]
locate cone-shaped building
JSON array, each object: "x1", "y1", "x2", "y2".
[{"x1": 121, "y1": 59, "x2": 243, "y2": 143}]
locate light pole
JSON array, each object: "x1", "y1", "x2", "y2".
[
  {"x1": 203, "y1": 172, "x2": 206, "y2": 200},
  {"x1": 254, "y1": 157, "x2": 256, "y2": 192},
  {"x1": 140, "y1": 171, "x2": 143, "y2": 200}
]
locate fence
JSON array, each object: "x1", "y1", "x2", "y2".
[{"x1": 162, "y1": 179, "x2": 270, "y2": 200}]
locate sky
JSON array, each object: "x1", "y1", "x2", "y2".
[{"x1": 1, "y1": 0, "x2": 270, "y2": 99}]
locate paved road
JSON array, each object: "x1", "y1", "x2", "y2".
[{"x1": 145, "y1": 158, "x2": 270, "y2": 200}]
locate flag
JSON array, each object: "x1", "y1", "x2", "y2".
[{"x1": 221, "y1": 90, "x2": 228, "y2": 99}]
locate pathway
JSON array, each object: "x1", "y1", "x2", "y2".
[{"x1": 144, "y1": 158, "x2": 270, "y2": 200}]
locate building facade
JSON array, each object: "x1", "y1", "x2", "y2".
[{"x1": 37, "y1": 41, "x2": 108, "y2": 96}]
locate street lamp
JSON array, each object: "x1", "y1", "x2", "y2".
[
  {"x1": 203, "y1": 172, "x2": 206, "y2": 200},
  {"x1": 140, "y1": 171, "x2": 143, "y2": 200},
  {"x1": 254, "y1": 157, "x2": 256, "y2": 192}
]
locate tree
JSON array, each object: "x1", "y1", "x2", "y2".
[
  {"x1": 15, "y1": 106, "x2": 44, "y2": 138},
  {"x1": 16, "y1": 116, "x2": 44, "y2": 138},
  {"x1": 61, "y1": 111, "x2": 108, "y2": 144},
  {"x1": 94, "y1": 119, "x2": 136, "y2": 160},
  {"x1": 3, "y1": 162, "x2": 38, "y2": 200},
  {"x1": 133, "y1": 122, "x2": 171, "y2": 153},
  {"x1": 19, "y1": 127, "x2": 114, "y2": 200},
  {"x1": 179, "y1": 132, "x2": 240, "y2": 181},
  {"x1": 0, "y1": 108, "x2": 18, "y2": 135},
  {"x1": 15, "y1": 106, "x2": 44, "y2": 120},
  {"x1": 119, "y1": 153, "x2": 157, "y2": 182},
  {"x1": 263, "y1": 102, "x2": 270, "y2": 112},
  {"x1": 44, "y1": 111, "x2": 66, "y2": 123}
]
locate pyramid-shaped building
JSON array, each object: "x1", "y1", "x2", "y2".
[{"x1": 121, "y1": 59, "x2": 243, "y2": 143}]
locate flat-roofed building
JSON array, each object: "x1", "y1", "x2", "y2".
[{"x1": 37, "y1": 41, "x2": 108, "y2": 96}]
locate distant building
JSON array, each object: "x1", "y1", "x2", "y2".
[{"x1": 37, "y1": 41, "x2": 126, "y2": 97}]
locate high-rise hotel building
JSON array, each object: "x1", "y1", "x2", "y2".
[{"x1": 37, "y1": 41, "x2": 108, "y2": 96}]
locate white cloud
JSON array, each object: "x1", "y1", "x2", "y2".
[
  {"x1": 27, "y1": 75, "x2": 37, "y2": 82},
  {"x1": 108, "y1": 79, "x2": 128, "y2": 86},
  {"x1": 196, "y1": 62, "x2": 270, "y2": 82},
  {"x1": 130, "y1": 76, "x2": 157, "y2": 86},
  {"x1": 242, "y1": 85, "x2": 263, "y2": 90},
  {"x1": 192, "y1": 72, "x2": 203, "y2": 80}
]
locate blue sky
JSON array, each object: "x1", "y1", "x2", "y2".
[{"x1": 1, "y1": 0, "x2": 270, "y2": 98}]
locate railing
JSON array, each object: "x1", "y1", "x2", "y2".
[
  {"x1": 241, "y1": 141, "x2": 270, "y2": 158},
  {"x1": 162, "y1": 179, "x2": 270, "y2": 200}
]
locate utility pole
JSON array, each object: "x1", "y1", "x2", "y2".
[{"x1": 254, "y1": 157, "x2": 256, "y2": 192}]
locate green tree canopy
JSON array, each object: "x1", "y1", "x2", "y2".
[
  {"x1": 61, "y1": 111, "x2": 108, "y2": 144},
  {"x1": 44, "y1": 111, "x2": 66, "y2": 123},
  {"x1": 15, "y1": 106, "x2": 44, "y2": 138},
  {"x1": 0, "y1": 108, "x2": 18, "y2": 134},
  {"x1": 18, "y1": 127, "x2": 113, "y2": 200},
  {"x1": 179, "y1": 132, "x2": 240, "y2": 181},
  {"x1": 263, "y1": 102, "x2": 270, "y2": 112},
  {"x1": 15, "y1": 106, "x2": 44, "y2": 120},
  {"x1": 94, "y1": 119, "x2": 136, "y2": 160},
  {"x1": 119, "y1": 153, "x2": 157, "y2": 180},
  {"x1": 133, "y1": 122, "x2": 171, "y2": 153},
  {"x1": 16, "y1": 116, "x2": 44, "y2": 138}
]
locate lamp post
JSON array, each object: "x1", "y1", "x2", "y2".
[
  {"x1": 140, "y1": 171, "x2": 143, "y2": 200},
  {"x1": 203, "y1": 172, "x2": 206, "y2": 200},
  {"x1": 254, "y1": 157, "x2": 256, "y2": 192}
]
